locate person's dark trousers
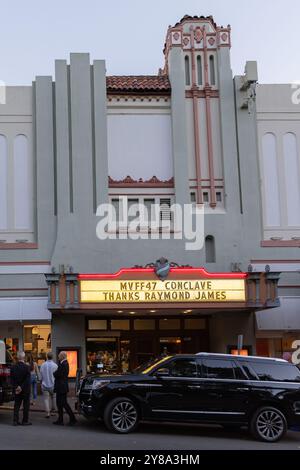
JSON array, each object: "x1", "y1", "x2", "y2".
[
  {"x1": 56, "y1": 393, "x2": 76, "y2": 423},
  {"x1": 14, "y1": 393, "x2": 30, "y2": 424}
]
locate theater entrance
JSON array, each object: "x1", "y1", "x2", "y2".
[{"x1": 85, "y1": 316, "x2": 209, "y2": 373}]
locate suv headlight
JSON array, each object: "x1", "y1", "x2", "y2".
[{"x1": 92, "y1": 380, "x2": 110, "y2": 390}]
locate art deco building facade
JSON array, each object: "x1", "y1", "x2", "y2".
[{"x1": 0, "y1": 15, "x2": 298, "y2": 372}]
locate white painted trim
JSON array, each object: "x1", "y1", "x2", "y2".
[
  {"x1": 251, "y1": 263, "x2": 300, "y2": 272},
  {"x1": 0, "y1": 264, "x2": 51, "y2": 274}
]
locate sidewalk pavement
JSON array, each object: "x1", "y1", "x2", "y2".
[{"x1": 0, "y1": 383, "x2": 78, "y2": 414}]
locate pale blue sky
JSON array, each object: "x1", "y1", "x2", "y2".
[{"x1": 0, "y1": 0, "x2": 299, "y2": 85}]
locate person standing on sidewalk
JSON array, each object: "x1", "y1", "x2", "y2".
[
  {"x1": 53, "y1": 351, "x2": 77, "y2": 426},
  {"x1": 11, "y1": 351, "x2": 32, "y2": 426},
  {"x1": 40, "y1": 352, "x2": 58, "y2": 418},
  {"x1": 27, "y1": 355, "x2": 40, "y2": 405}
]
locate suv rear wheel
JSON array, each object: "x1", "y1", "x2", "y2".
[
  {"x1": 103, "y1": 397, "x2": 139, "y2": 434},
  {"x1": 250, "y1": 406, "x2": 287, "y2": 443}
]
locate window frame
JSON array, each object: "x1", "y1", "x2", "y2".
[
  {"x1": 156, "y1": 357, "x2": 200, "y2": 378},
  {"x1": 108, "y1": 195, "x2": 175, "y2": 233}
]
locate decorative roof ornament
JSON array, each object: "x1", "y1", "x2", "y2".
[{"x1": 194, "y1": 27, "x2": 203, "y2": 43}]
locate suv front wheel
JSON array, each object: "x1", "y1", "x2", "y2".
[
  {"x1": 104, "y1": 397, "x2": 139, "y2": 434},
  {"x1": 250, "y1": 406, "x2": 287, "y2": 443}
]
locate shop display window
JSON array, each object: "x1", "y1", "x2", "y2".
[
  {"x1": 184, "y1": 319, "x2": 206, "y2": 330},
  {"x1": 23, "y1": 325, "x2": 51, "y2": 366},
  {"x1": 4, "y1": 338, "x2": 19, "y2": 361},
  {"x1": 88, "y1": 320, "x2": 108, "y2": 330},
  {"x1": 134, "y1": 319, "x2": 155, "y2": 330},
  {"x1": 111, "y1": 320, "x2": 130, "y2": 330},
  {"x1": 159, "y1": 319, "x2": 181, "y2": 330}
]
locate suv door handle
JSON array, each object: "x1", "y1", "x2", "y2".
[
  {"x1": 237, "y1": 387, "x2": 250, "y2": 392},
  {"x1": 187, "y1": 385, "x2": 202, "y2": 390}
]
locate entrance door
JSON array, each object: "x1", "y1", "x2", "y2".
[
  {"x1": 159, "y1": 337, "x2": 182, "y2": 357},
  {"x1": 86, "y1": 337, "x2": 118, "y2": 374}
]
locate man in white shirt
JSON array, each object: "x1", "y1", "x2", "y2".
[{"x1": 40, "y1": 352, "x2": 58, "y2": 418}]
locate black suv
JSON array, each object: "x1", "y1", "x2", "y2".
[{"x1": 78, "y1": 353, "x2": 300, "y2": 442}]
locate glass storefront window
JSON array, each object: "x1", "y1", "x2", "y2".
[
  {"x1": 120, "y1": 340, "x2": 130, "y2": 374},
  {"x1": 88, "y1": 320, "x2": 107, "y2": 330},
  {"x1": 160, "y1": 337, "x2": 182, "y2": 355},
  {"x1": 111, "y1": 320, "x2": 130, "y2": 330},
  {"x1": 4, "y1": 338, "x2": 19, "y2": 361},
  {"x1": 134, "y1": 319, "x2": 155, "y2": 330},
  {"x1": 86, "y1": 337, "x2": 119, "y2": 374},
  {"x1": 159, "y1": 319, "x2": 181, "y2": 330},
  {"x1": 23, "y1": 325, "x2": 51, "y2": 366},
  {"x1": 184, "y1": 319, "x2": 206, "y2": 330}
]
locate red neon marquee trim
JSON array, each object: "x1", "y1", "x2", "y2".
[{"x1": 78, "y1": 268, "x2": 247, "y2": 280}]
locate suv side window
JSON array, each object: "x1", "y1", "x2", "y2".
[
  {"x1": 201, "y1": 359, "x2": 236, "y2": 380},
  {"x1": 239, "y1": 361, "x2": 258, "y2": 380},
  {"x1": 248, "y1": 361, "x2": 300, "y2": 382},
  {"x1": 167, "y1": 359, "x2": 198, "y2": 378}
]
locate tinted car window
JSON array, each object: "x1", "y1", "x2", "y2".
[
  {"x1": 167, "y1": 359, "x2": 198, "y2": 378},
  {"x1": 249, "y1": 362, "x2": 300, "y2": 382},
  {"x1": 239, "y1": 361, "x2": 258, "y2": 380},
  {"x1": 202, "y1": 359, "x2": 235, "y2": 380}
]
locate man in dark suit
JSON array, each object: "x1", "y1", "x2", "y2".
[
  {"x1": 53, "y1": 351, "x2": 77, "y2": 425},
  {"x1": 11, "y1": 351, "x2": 32, "y2": 426}
]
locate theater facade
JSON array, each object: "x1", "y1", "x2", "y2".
[{"x1": 1, "y1": 14, "x2": 300, "y2": 372}]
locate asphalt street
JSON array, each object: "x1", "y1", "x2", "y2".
[{"x1": 0, "y1": 409, "x2": 300, "y2": 450}]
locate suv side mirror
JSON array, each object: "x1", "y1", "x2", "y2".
[{"x1": 155, "y1": 368, "x2": 170, "y2": 378}]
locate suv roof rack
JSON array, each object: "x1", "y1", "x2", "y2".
[{"x1": 196, "y1": 352, "x2": 287, "y2": 363}]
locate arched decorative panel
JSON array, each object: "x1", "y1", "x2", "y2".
[
  {"x1": 209, "y1": 55, "x2": 216, "y2": 86},
  {"x1": 197, "y1": 55, "x2": 203, "y2": 86},
  {"x1": 185, "y1": 55, "x2": 191, "y2": 86},
  {"x1": 262, "y1": 133, "x2": 281, "y2": 226},
  {"x1": 13, "y1": 134, "x2": 33, "y2": 230},
  {"x1": 283, "y1": 132, "x2": 300, "y2": 226},
  {"x1": 0, "y1": 135, "x2": 7, "y2": 230}
]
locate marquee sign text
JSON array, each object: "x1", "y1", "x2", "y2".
[{"x1": 80, "y1": 279, "x2": 246, "y2": 303}]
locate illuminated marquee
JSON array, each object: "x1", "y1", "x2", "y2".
[{"x1": 79, "y1": 268, "x2": 246, "y2": 304}]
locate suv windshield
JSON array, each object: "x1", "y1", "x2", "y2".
[{"x1": 133, "y1": 356, "x2": 173, "y2": 375}]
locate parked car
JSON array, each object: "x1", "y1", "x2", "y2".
[
  {"x1": 0, "y1": 340, "x2": 14, "y2": 406},
  {"x1": 78, "y1": 352, "x2": 300, "y2": 442}
]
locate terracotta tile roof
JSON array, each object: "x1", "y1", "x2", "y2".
[
  {"x1": 174, "y1": 14, "x2": 217, "y2": 29},
  {"x1": 106, "y1": 75, "x2": 171, "y2": 94}
]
